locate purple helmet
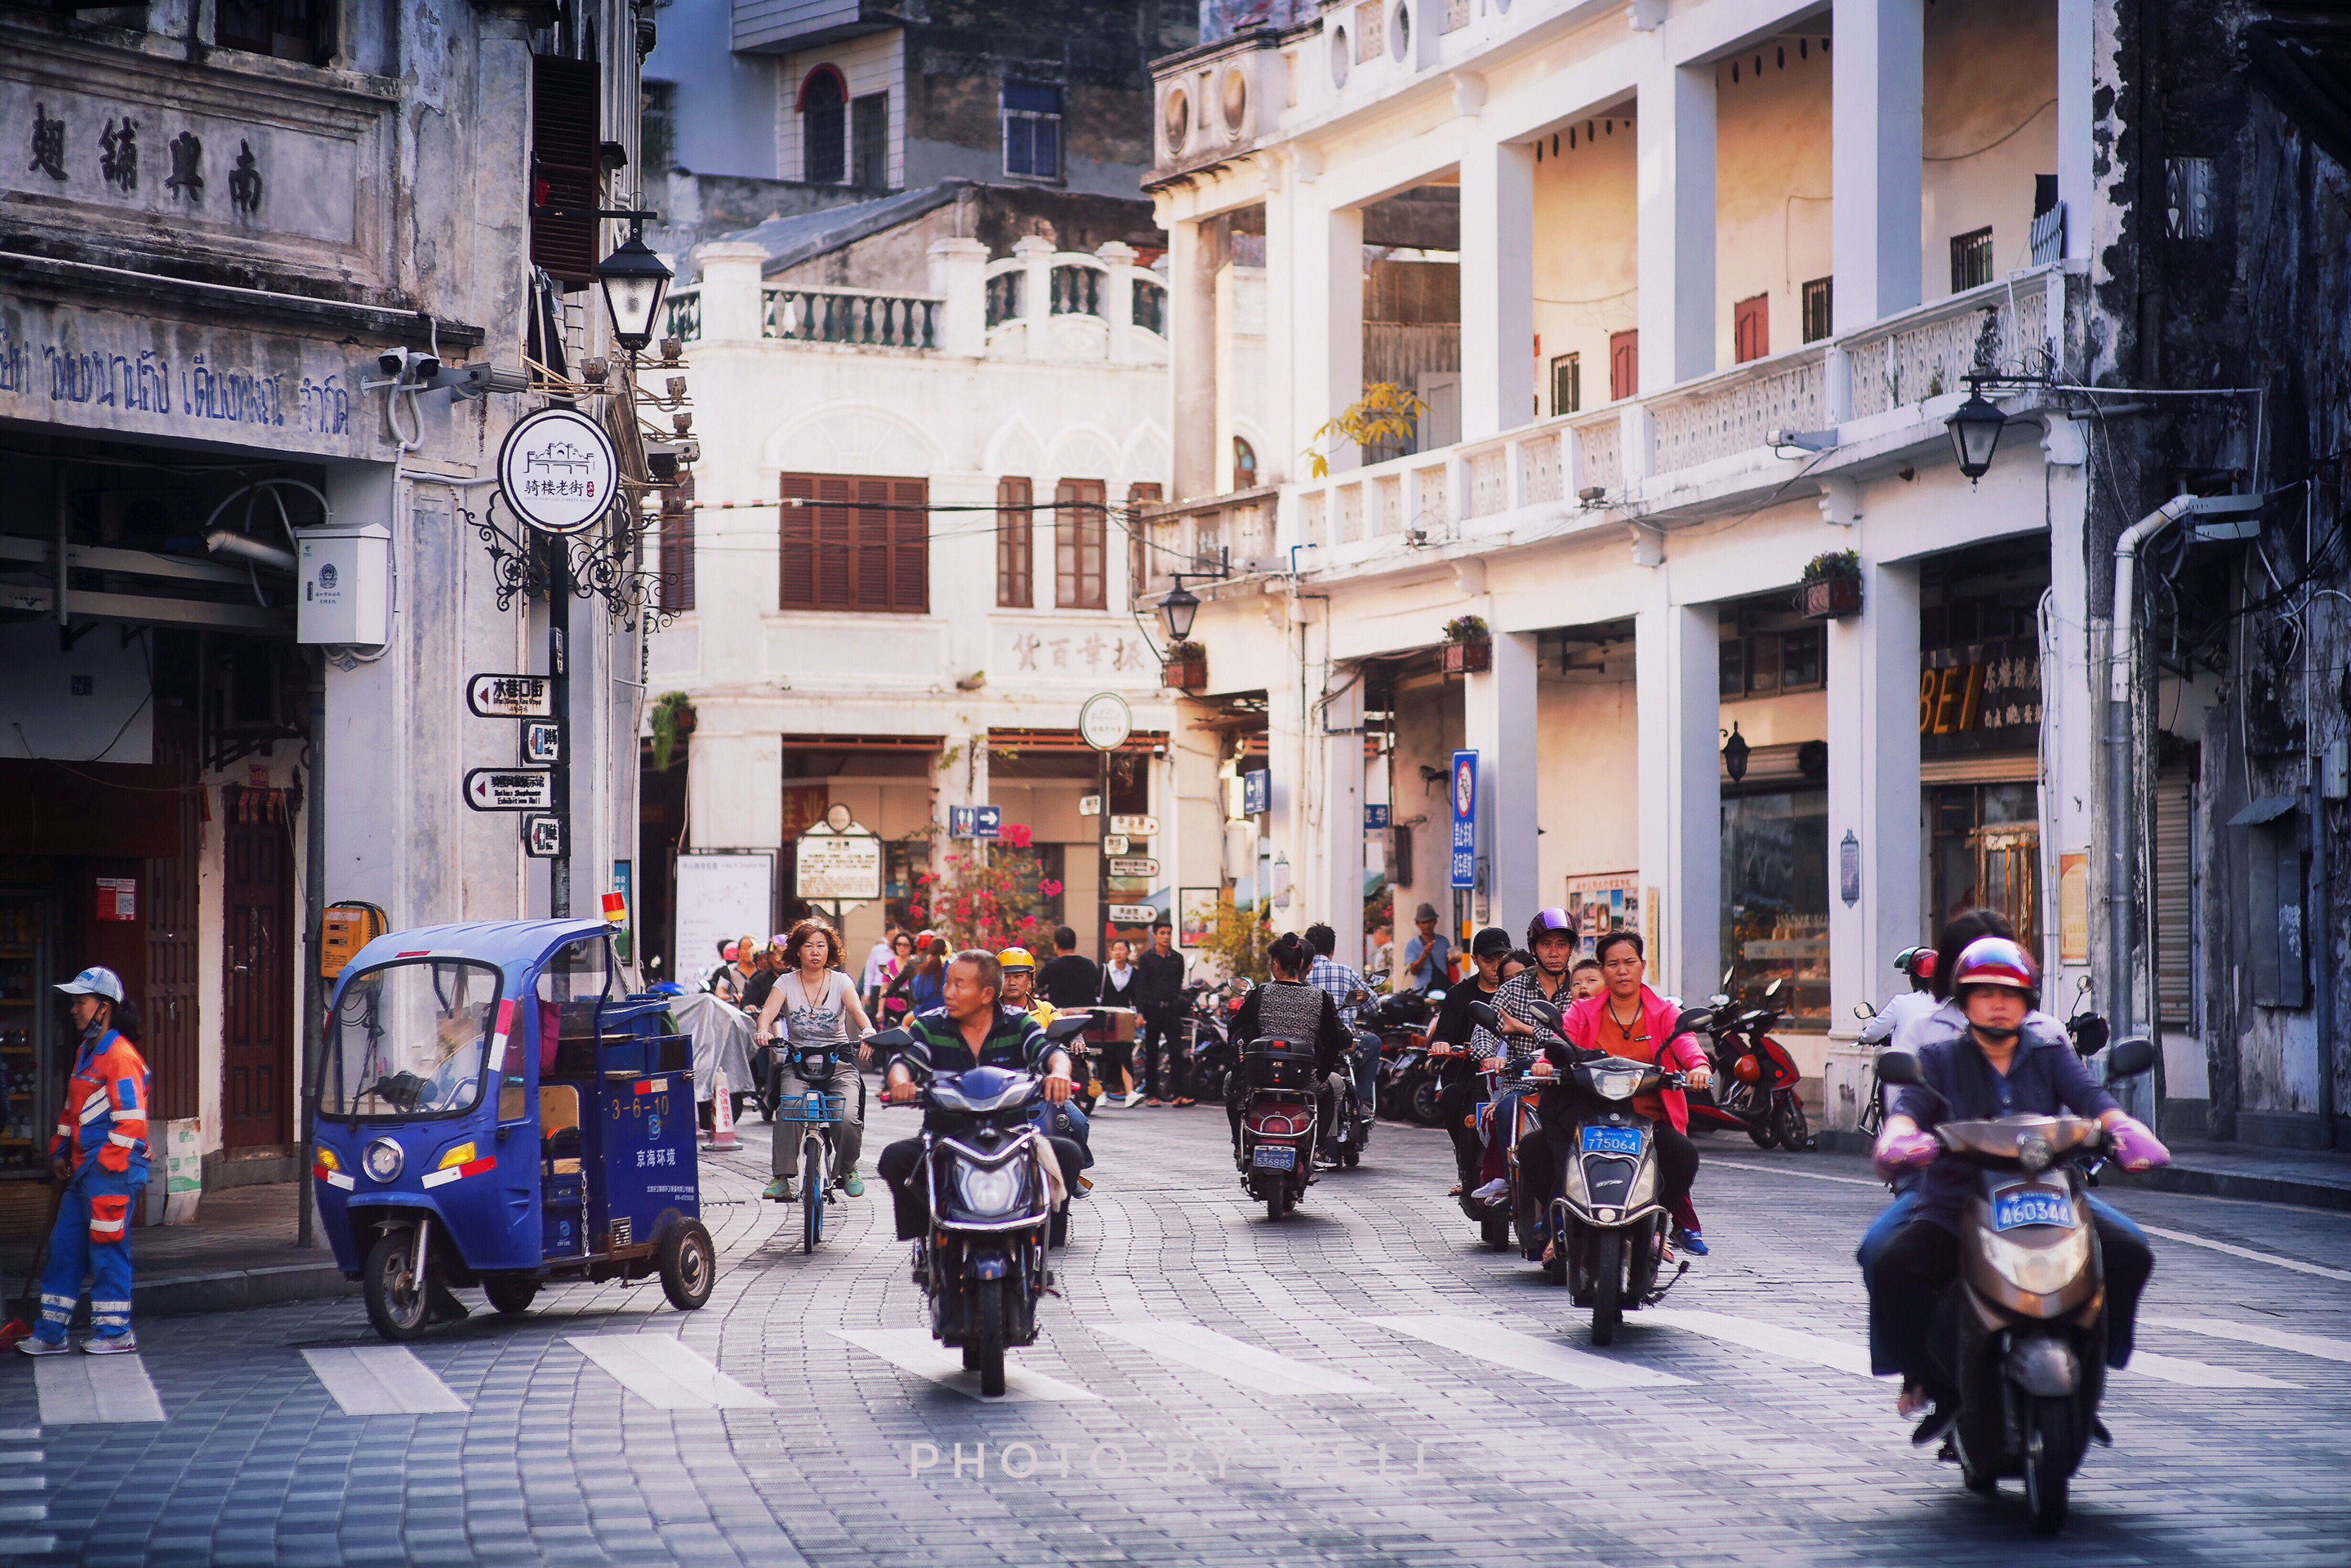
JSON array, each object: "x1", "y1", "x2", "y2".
[{"x1": 1525, "y1": 907, "x2": 1578, "y2": 949}]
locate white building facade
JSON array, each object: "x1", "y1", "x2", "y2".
[
  {"x1": 1144, "y1": 0, "x2": 2117, "y2": 1126},
  {"x1": 648, "y1": 212, "x2": 1184, "y2": 964}
]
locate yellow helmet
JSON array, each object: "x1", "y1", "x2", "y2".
[{"x1": 997, "y1": 947, "x2": 1037, "y2": 973}]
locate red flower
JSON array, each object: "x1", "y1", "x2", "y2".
[
  {"x1": 1038, "y1": 878, "x2": 1064, "y2": 898},
  {"x1": 1004, "y1": 823, "x2": 1035, "y2": 849}
]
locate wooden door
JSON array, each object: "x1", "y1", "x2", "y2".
[
  {"x1": 1734, "y1": 295, "x2": 1769, "y2": 363},
  {"x1": 221, "y1": 788, "x2": 292, "y2": 1149},
  {"x1": 1609, "y1": 330, "x2": 1640, "y2": 401}
]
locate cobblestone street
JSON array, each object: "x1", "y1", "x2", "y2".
[{"x1": 4, "y1": 1102, "x2": 2348, "y2": 1566}]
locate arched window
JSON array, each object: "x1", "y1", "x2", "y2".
[
  {"x1": 1233, "y1": 436, "x2": 1258, "y2": 486},
  {"x1": 800, "y1": 66, "x2": 847, "y2": 184}
]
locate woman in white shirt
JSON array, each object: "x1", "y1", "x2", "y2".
[
  {"x1": 1097, "y1": 938, "x2": 1142, "y2": 1107},
  {"x1": 756, "y1": 920, "x2": 874, "y2": 1201}
]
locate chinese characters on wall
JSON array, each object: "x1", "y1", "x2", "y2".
[
  {"x1": 1006, "y1": 630, "x2": 1157, "y2": 679},
  {"x1": 23, "y1": 99, "x2": 260, "y2": 213}
]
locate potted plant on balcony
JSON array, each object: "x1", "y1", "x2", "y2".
[
  {"x1": 1798, "y1": 550, "x2": 1863, "y2": 621},
  {"x1": 650, "y1": 691, "x2": 697, "y2": 771},
  {"x1": 1440, "y1": 614, "x2": 1493, "y2": 674},
  {"x1": 1163, "y1": 639, "x2": 1209, "y2": 692}
]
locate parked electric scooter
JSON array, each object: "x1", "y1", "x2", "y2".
[
  {"x1": 1514, "y1": 996, "x2": 1710, "y2": 1344},
  {"x1": 1683, "y1": 976, "x2": 1812, "y2": 1150},
  {"x1": 1875, "y1": 1036, "x2": 2157, "y2": 1534}
]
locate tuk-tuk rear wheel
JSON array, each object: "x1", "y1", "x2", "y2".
[
  {"x1": 658, "y1": 1219, "x2": 716, "y2": 1310},
  {"x1": 363, "y1": 1231, "x2": 429, "y2": 1342},
  {"x1": 484, "y1": 1277, "x2": 540, "y2": 1316}
]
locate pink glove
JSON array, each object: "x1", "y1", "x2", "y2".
[
  {"x1": 2108, "y1": 1116, "x2": 2170, "y2": 1171},
  {"x1": 1874, "y1": 1129, "x2": 1939, "y2": 1182}
]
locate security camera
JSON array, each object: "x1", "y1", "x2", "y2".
[{"x1": 374, "y1": 348, "x2": 442, "y2": 385}]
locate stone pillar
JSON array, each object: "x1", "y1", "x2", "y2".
[
  {"x1": 1014, "y1": 234, "x2": 1055, "y2": 363},
  {"x1": 2042, "y1": 420, "x2": 2096, "y2": 1001},
  {"x1": 693, "y1": 241, "x2": 768, "y2": 345},
  {"x1": 1636, "y1": 52, "x2": 1716, "y2": 389},
  {"x1": 1458, "y1": 135, "x2": 1536, "y2": 442},
  {"x1": 1823, "y1": 556, "x2": 1922, "y2": 1130},
  {"x1": 1169, "y1": 219, "x2": 1218, "y2": 500},
  {"x1": 1462, "y1": 631, "x2": 1541, "y2": 929},
  {"x1": 928, "y1": 237, "x2": 989, "y2": 359},
  {"x1": 1319, "y1": 665, "x2": 1366, "y2": 933},
  {"x1": 1263, "y1": 636, "x2": 1307, "y2": 922},
  {"x1": 1294, "y1": 200, "x2": 1365, "y2": 478},
  {"x1": 1636, "y1": 594, "x2": 1720, "y2": 1000},
  {"x1": 1832, "y1": 0, "x2": 1925, "y2": 330},
  {"x1": 1097, "y1": 240, "x2": 1138, "y2": 367}
]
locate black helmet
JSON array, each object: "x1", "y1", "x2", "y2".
[
  {"x1": 1470, "y1": 925, "x2": 1512, "y2": 960},
  {"x1": 1525, "y1": 907, "x2": 1578, "y2": 949}
]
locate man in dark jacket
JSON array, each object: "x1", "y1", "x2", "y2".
[
  {"x1": 1133, "y1": 920, "x2": 1189, "y2": 1105},
  {"x1": 1037, "y1": 926, "x2": 1102, "y2": 1009},
  {"x1": 1427, "y1": 926, "x2": 1512, "y2": 1195}
]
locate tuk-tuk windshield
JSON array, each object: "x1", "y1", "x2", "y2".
[{"x1": 323, "y1": 960, "x2": 503, "y2": 1120}]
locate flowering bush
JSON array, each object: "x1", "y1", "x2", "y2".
[{"x1": 912, "y1": 824, "x2": 1053, "y2": 951}]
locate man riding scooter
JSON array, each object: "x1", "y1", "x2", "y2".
[
  {"x1": 999, "y1": 947, "x2": 1093, "y2": 1184},
  {"x1": 1868, "y1": 935, "x2": 2169, "y2": 1436},
  {"x1": 1426, "y1": 927, "x2": 1512, "y2": 1197},
  {"x1": 1512, "y1": 932, "x2": 1714, "y2": 1260},
  {"x1": 1467, "y1": 910, "x2": 1583, "y2": 1208}
]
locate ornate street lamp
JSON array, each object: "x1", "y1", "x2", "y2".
[
  {"x1": 1158, "y1": 582, "x2": 1201, "y2": 642},
  {"x1": 596, "y1": 217, "x2": 673, "y2": 354},
  {"x1": 1947, "y1": 381, "x2": 2009, "y2": 482},
  {"x1": 1721, "y1": 722, "x2": 1750, "y2": 783}
]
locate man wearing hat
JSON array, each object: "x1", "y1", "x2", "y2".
[
  {"x1": 20, "y1": 967, "x2": 150, "y2": 1356},
  {"x1": 1399, "y1": 903, "x2": 1451, "y2": 994}
]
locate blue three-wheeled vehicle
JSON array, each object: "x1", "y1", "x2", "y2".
[{"x1": 311, "y1": 920, "x2": 716, "y2": 1340}]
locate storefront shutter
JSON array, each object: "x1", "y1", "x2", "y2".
[{"x1": 2153, "y1": 764, "x2": 2195, "y2": 1027}]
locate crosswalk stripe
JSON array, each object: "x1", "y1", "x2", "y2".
[
  {"x1": 567, "y1": 1336, "x2": 775, "y2": 1410},
  {"x1": 303, "y1": 1347, "x2": 469, "y2": 1415},
  {"x1": 1360, "y1": 1315, "x2": 1686, "y2": 1390},
  {"x1": 2143, "y1": 1313, "x2": 2351, "y2": 1365},
  {"x1": 2138, "y1": 1223, "x2": 2351, "y2": 1283},
  {"x1": 33, "y1": 1355, "x2": 163, "y2": 1424},
  {"x1": 1092, "y1": 1319, "x2": 1381, "y2": 1396},
  {"x1": 1638, "y1": 1308, "x2": 1874, "y2": 1376},
  {"x1": 2120, "y1": 1351, "x2": 2294, "y2": 1390},
  {"x1": 0, "y1": 1505, "x2": 45, "y2": 1525},
  {"x1": 0, "y1": 1477, "x2": 39, "y2": 1494},
  {"x1": 832, "y1": 1329, "x2": 1100, "y2": 1403},
  {"x1": 0, "y1": 1536, "x2": 56, "y2": 1556}
]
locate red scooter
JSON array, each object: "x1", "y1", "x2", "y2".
[{"x1": 1682, "y1": 976, "x2": 1813, "y2": 1150}]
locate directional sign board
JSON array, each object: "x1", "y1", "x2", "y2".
[
  {"x1": 1240, "y1": 770, "x2": 1270, "y2": 817},
  {"x1": 1109, "y1": 814, "x2": 1160, "y2": 838},
  {"x1": 1108, "y1": 903, "x2": 1160, "y2": 924},
  {"x1": 1108, "y1": 856, "x2": 1160, "y2": 879},
  {"x1": 796, "y1": 819, "x2": 883, "y2": 902},
  {"x1": 465, "y1": 768, "x2": 554, "y2": 812},
  {"x1": 467, "y1": 674, "x2": 552, "y2": 719},
  {"x1": 949, "y1": 804, "x2": 1004, "y2": 840},
  {"x1": 523, "y1": 814, "x2": 566, "y2": 858},
  {"x1": 523, "y1": 721, "x2": 562, "y2": 764},
  {"x1": 1449, "y1": 749, "x2": 1477, "y2": 890},
  {"x1": 1365, "y1": 804, "x2": 1391, "y2": 831},
  {"x1": 1102, "y1": 835, "x2": 1130, "y2": 857}
]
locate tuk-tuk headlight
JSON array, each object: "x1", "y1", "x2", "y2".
[
  {"x1": 954, "y1": 1160, "x2": 1026, "y2": 1218},
  {"x1": 363, "y1": 1138, "x2": 405, "y2": 1183}
]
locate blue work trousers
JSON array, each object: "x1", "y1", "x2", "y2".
[
  {"x1": 1857, "y1": 1186, "x2": 2148, "y2": 1375},
  {"x1": 1352, "y1": 1034, "x2": 1379, "y2": 1117},
  {"x1": 35, "y1": 1165, "x2": 146, "y2": 1345}
]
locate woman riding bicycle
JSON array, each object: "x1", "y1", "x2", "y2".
[{"x1": 755, "y1": 920, "x2": 874, "y2": 1202}]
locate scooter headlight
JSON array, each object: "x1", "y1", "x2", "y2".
[
  {"x1": 1977, "y1": 1223, "x2": 2091, "y2": 1294},
  {"x1": 955, "y1": 1160, "x2": 1026, "y2": 1218},
  {"x1": 363, "y1": 1137, "x2": 405, "y2": 1183}
]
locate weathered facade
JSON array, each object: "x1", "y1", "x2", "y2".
[
  {"x1": 0, "y1": 1, "x2": 650, "y2": 1209},
  {"x1": 2084, "y1": 0, "x2": 2349, "y2": 1147}
]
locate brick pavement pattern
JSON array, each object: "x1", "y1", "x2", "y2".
[{"x1": 2, "y1": 1095, "x2": 2348, "y2": 1566}]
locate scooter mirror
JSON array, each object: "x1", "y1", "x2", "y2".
[
  {"x1": 2104, "y1": 1036, "x2": 2157, "y2": 1080},
  {"x1": 1467, "y1": 1000, "x2": 1503, "y2": 1031},
  {"x1": 1672, "y1": 1008, "x2": 1713, "y2": 1036},
  {"x1": 1426, "y1": 989, "x2": 1447, "y2": 1003},
  {"x1": 1876, "y1": 1049, "x2": 1926, "y2": 1087},
  {"x1": 1522, "y1": 999, "x2": 1566, "y2": 1035},
  {"x1": 1709, "y1": 993, "x2": 1732, "y2": 1008},
  {"x1": 1764, "y1": 978, "x2": 1783, "y2": 998},
  {"x1": 1044, "y1": 1014, "x2": 1093, "y2": 1042},
  {"x1": 1853, "y1": 1000, "x2": 1877, "y2": 1020}
]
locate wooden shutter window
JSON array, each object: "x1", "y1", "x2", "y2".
[
  {"x1": 530, "y1": 55, "x2": 601, "y2": 287},
  {"x1": 1055, "y1": 479, "x2": 1106, "y2": 609},
  {"x1": 1125, "y1": 482, "x2": 1162, "y2": 603},
  {"x1": 779, "y1": 472, "x2": 927, "y2": 613},
  {"x1": 660, "y1": 475, "x2": 697, "y2": 612},
  {"x1": 997, "y1": 477, "x2": 1033, "y2": 608}
]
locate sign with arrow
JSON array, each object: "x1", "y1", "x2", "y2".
[
  {"x1": 465, "y1": 768, "x2": 554, "y2": 812},
  {"x1": 1108, "y1": 856, "x2": 1160, "y2": 879},
  {"x1": 467, "y1": 674, "x2": 552, "y2": 718},
  {"x1": 1109, "y1": 813, "x2": 1160, "y2": 838},
  {"x1": 1108, "y1": 903, "x2": 1160, "y2": 924}
]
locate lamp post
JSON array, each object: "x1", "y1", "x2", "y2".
[
  {"x1": 1947, "y1": 379, "x2": 2009, "y2": 483},
  {"x1": 596, "y1": 216, "x2": 673, "y2": 354},
  {"x1": 1154, "y1": 546, "x2": 1231, "y2": 644}
]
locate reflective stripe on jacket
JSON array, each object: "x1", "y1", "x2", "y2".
[{"x1": 50, "y1": 1028, "x2": 150, "y2": 1177}]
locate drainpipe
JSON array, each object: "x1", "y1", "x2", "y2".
[{"x1": 2107, "y1": 494, "x2": 2197, "y2": 1116}]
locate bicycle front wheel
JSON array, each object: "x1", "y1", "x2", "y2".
[{"x1": 802, "y1": 1136, "x2": 826, "y2": 1254}]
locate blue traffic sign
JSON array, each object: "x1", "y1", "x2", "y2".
[
  {"x1": 1365, "y1": 804, "x2": 1391, "y2": 831},
  {"x1": 1242, "y1": 768, "x2": 1271, "y2": 816},
  {"x1": 1449, "y1": 750, "x2": 1477, "y2": 890}
]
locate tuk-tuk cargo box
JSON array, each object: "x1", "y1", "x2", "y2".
[
  {"x1": 556, "y1": 1031, "x2": 690, "y2": 1078},
  {"x1": 1084, "y1": 1008, "x2": 1138, "y2": 1043}
]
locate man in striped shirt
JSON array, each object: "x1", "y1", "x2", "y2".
[{"x1": 876, "y1": 949, "x2": 1080, "y2": 1240}]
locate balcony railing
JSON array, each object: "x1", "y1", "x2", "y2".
[
  {"x1": 665, "y1": 288, "x2": 701, "y2": 345},
  {"x1": 1283, "y1": 265, "x2": 2072, "y2": 571},
  {"x1": 1049, "y1": 264, "x2": 1103, "y2": 318},
  {"x1": 763, "y1": 286, "x2": 940, "y2": 350}
]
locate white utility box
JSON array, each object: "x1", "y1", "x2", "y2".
[{"x1": 296, "y1": 522, "x2": 391, "y2": 645}]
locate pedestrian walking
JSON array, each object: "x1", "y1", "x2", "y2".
[
  {"x1": 1134, "y1": 920, "x2": 1189, "y2": 1106},
  {"x1": 19, "y1": 968, "x2": 149, "y2": 1356}
]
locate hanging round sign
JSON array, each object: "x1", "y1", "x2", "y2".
[
  {"x1": 1078, "y1": 691, "x2": 1133, "y2": 752},
  {"x1": 497, "y1": 406, "x2": 619, "y2": 535}
]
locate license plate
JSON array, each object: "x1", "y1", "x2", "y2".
[
  {"x1": 1251, "y1": 1146, "x2": 1298, "y2": 1169},
  {"x1": 1580, "y1": 1125, "x2": 1643, "y2": 1156},
  {"x1": 1993, "y1": 1185, "x2": 2074, "y2": 1231}
]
